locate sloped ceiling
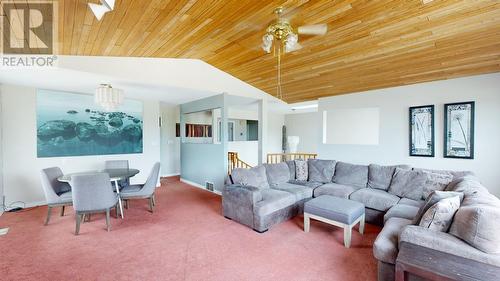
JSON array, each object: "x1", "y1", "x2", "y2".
[{"x1": 5, "y1": 0, "x2": 500, "y2": 103}]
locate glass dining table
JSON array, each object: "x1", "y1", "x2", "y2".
[{"x1": 57, "y1": 168, "x2": 140, "y2": 219}]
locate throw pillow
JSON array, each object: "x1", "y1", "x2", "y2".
[
  {"x1": 295, "y1": 159, "x2": 308, "y2": 181},
  {"x1": 230, "y1": 165, "x2": 269, "y2": 189},
  {"x1": 307, "y1": 159, "x2": 336, "y2": 183},
  {"x1": 412, "y1": 190, "x2": 464, "y2": 225},
  {"x1": 388, "y1": 168, "x2": 427, "y2": 201},
  {"x1": 419, "y1": 196, "x2": 460, "y2": 232},
  {"x1": 449, "y1": 205, "x2": 500, "y2": 254},
  {"x1": 422, "y1": 172, "x2": 453, "y2": 200}
]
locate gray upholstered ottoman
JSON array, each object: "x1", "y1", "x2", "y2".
[{"x1": 304, "y1": 195, "x2": 365, "y2": 248}]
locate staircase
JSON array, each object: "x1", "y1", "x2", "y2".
[{"x1": 228, "y1": 152, "x2": 252, "y2": 174}]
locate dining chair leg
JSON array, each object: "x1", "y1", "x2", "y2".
[
  {"x1": 45, "y1": 206, "x2": 52, "y2": 225},
  {"x1": 105, "y1": 209, "x2": 111, "y2": 232},
  {"x1": 60, "y1": 205, "x2": 65, "y2": 217},
  {"x1": 75, "y1": 213, "x2": 82, "y2": 235},
  {"x1": 149, "y1": 197, "x2": 154, "y2": 213},
  {"x1": 152, "y1": 194, "x2": 156, "y2": 206},
  {"x1": 85, "y1": 214, "x2": 91, "y2": 222},
  {"x1": 125, "y1": 200, "x2": 129, "y2": 209},
  {"x1": 115, "y1": 204, "x2": 119, "y2": 218}
]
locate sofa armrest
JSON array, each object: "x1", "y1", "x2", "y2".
[
  {"x1": 399, "y1": 225, "x2": 500, "y2": 267},
  {"x1": 223, "y1": 184, "x2": 263, "y2": 205},
  {"x1": 222, "y1": 184, "x2": 263, "y2": 229}
]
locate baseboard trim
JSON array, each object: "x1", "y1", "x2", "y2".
[
  {"x1": 4, "y1": 200, "x2": 46, "y2": 211},
  {"x1": 180, "y1": 178, "x2": 222, "y2": 196},
  {"x1": 161, "y1": 173, "x2": 180, "y2": 177}
]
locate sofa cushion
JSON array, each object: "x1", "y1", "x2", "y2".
[
  {"x1": 349, "y1": 188, "x2": 400, "y2": 212},
  {"x1": 367, "y1": 164, "x2": 411, "y2": 191},
  {"x1": 231, "y1": 165, "x2": 269, "y2": 189},
  {"x1": 271, "y1": 182, "x2": 313, "y2": 201},
  {"x1": 288, "y1": 180, "x2": 324, "y2": 189},
  {"x1": 295, "y1": 160, "x2": 308, "y2": 181},
  {"x1": 264, "y1": 162, "x2": 290, "y2": 186},
  {"x1": 422, "y1": 172, "x2": 453, "y2": 200},
  {"x1": 285, "y1": 160, "x2": 296, "y2": 181},
  {"x1": 412, "y1": 190, "x2": 464, "y2": 225},
  {"x1": 388, "y1": 168, "x2": 427, "y2": 201},
  {"x1": 373, "y1": 217, "x2": 413, "y2": 264},
  {"x1": 384, "y1": 204, "x2": 419, "y2": 224},
  {"x1": 447, "y1": 176, "x2": 489, "y2": 195},
  {"x1": 449, "y1": 205, "x2": 500, "y2": 254},
  {"x1": 461, "y1": 191, "x2": 500, "y2": 207},
  {"x1": 307, "y1": 159, "x2": 336, "y2": 183},
  {"x1": 333, "y1": 162, "x2": 368, "y2": 189},
  {"x1": 413, "y1": 168, "x2": 475, "y2": 180},
  {"x1": 314, "y1": 182, "x2": 357, "y2": 199},
  {"x1": 419, "y1": 195, "x2": 460, "y2": 232},
  {"x1": 253, "y1": 189, "x2": 296, "y2": 217},
  {"x1": 398, "y1": 198, "x2": 425, "y2": 208}
]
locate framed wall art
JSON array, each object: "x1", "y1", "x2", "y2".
[
  {"x1": 409, "y1": 105, "x2": 435, "y2": 157},
  {"x1": 444, "y1": 101, "x2": 475, "y2": 159}
]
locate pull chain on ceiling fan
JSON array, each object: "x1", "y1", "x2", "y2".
[{"x1": 261, "y1": 7, "x2": 328, "y2": 100}]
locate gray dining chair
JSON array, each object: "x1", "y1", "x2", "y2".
[
  {"x1": 105, "y1": 160, "x2": 130, "y2": 189},
  {"x1": 70, "y1": 173, "x2": 119, "y2": 235},
  {"x1": 40, "y1": 167, "x2": 73, "y2": 225},
  {"x1": 120, "y1": 162, "x2": 160, "y2": 213}
]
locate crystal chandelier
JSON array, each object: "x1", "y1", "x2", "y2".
[{"x1": 94, "y1": 84, "x2": 124, "y2": 111}]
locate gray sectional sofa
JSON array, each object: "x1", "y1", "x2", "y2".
[{"x1": 222, "y1": 159, "x2": 500, "y2": 281}]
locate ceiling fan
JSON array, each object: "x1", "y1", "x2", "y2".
[
  {"x1": 261, "y1": 7, "x2": 328, "y2": 100},
  {"x1": 88, "y1": 0, "x2": 115, "y2": 21}
]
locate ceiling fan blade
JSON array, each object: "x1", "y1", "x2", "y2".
[
  {"x1": 297, "y1": 24, "x2": 328, "y2": 35},
  {"x1": 101, "y1": 0, "x2": 115, "y2": 10},
  {"x1": 88, "y1": 3, "x2": 110, "y2": 21}
]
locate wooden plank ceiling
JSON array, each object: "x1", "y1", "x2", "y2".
[{"x1": 55, "y1": 0, "x2": 500, "y2": 103}]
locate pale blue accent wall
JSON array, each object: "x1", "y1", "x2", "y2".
[{"x1": 180, "y1": 94, "x2": 228, "y2": 191}]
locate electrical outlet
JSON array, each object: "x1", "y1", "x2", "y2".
[{"x1": 205, "y1": 182, "x2": 214, "y2": 191}]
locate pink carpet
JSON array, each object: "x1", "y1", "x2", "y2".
[{"x1": 0, "y1": 178, "x2": 380, "y2": 281}]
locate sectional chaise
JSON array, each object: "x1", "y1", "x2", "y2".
[{"x1": 222, "y1": 159, "x2": 500, "y2": 281}]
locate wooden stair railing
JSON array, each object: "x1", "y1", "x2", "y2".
[
  {"x1": 267, "y1": 153, "x2": 317, "y2": 164},
  {"x1": 228, "y1": 152, "x2": 252, "y2": 174}
]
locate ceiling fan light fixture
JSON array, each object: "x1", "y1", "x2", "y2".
[{"x1": 261, "y1": 34, "x2": 273, "y2": 53}]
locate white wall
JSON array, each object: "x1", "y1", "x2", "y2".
[
  {"x1": 160, "y1": 103, "x2": 180, "y2": 176},
  {"x1": 313, "y1": 73, "x2": 500, "y2": 196},
  {"x1": 284, "y1": 112, "x2": 320, "y2": 153},
  {"x1": 226, "y1": 109, "x2": 285, "y2": 166},
  {"x1": 267, "y1": 112, "x2": 285, "y2": 154},
  {"x1": 1, "y1": 84, "x2": 161, "y2": 207}
]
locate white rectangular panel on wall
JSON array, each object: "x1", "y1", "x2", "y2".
[{"x1": 323, "y1": 107, "x2": 380, "y2": 145}]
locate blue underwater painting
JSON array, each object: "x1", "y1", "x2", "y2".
[{"x1": 37, "y1": 90, "x2": 143, "y2": 157}]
